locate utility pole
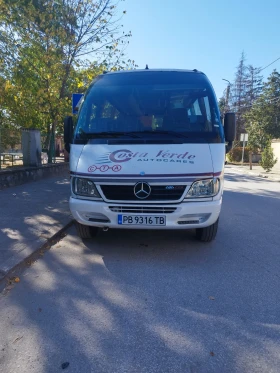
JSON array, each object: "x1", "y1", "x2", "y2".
[
  {"x1": 249, "y1": 151, "x2": 252, "y2": 170},
  {"x1": 222, "y1": 79, "x2": 231, "y2": 114},
  {"x1": 241, "y1": 134, "x2": 246, "y2": 164}
]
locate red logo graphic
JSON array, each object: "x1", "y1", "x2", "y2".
[
  {"x1": 88, "y1": 164, "x2": 122, "y2": 173},
  {"x1": 109, "y1": 149, "x2": 132, "y2": 163}
]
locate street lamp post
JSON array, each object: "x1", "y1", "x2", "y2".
[{"x1": 222, "y1": 79, "x2": 231, "y2": 114}]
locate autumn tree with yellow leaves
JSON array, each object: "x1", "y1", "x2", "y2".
[{"x1": 0, "y1": 0, "x2": 134, "y2": 159}]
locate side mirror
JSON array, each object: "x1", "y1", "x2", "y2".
[
  {"x1": 64, "y1": 116, "x2": 74, "y2": 153},
  {"x1": 224, "y1": 112, "x2": 236, "y2": 152}
]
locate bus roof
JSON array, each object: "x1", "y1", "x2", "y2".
[{"x1": 101, "y1": 69, "x2": 204, "y2": 76}]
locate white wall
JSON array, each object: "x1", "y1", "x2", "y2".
[{"x1": 272, "y1": 141, "x2": 280, "y2": 171}]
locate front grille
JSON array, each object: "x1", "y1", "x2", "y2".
[
  {"x1": 109, "y1": 206, "x2": 177, "y2": 214},
  {"x1": 100, "y1": 185, "x2": 186, "y2": 201}
]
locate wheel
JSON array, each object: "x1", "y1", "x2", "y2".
[
  {"x1": 196, "y1": 219, "x2": 219, "y2": 242},
  {"x1": 75, "y1": 222, "x2": 99, "y2": 239}
]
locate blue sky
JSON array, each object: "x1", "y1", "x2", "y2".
[{"x1": 120, "y1": 0, "x2": 280, "y2": 99}]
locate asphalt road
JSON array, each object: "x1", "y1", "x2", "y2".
[{"x1": 0, "y1": 168, "x2": 280, "y2": 373}]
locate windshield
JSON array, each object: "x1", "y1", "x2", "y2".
[{"x1": 74, "y1": 71, "x2": 224, "y2": 144}]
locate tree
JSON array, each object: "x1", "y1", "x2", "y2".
[
  {"x1": 244, "y1": 65, "x2": 263, "y2": 106},
  {"x1": 245, "y1": 70, "x2": 280, "y2": 141},
  {"x1": 0, "y1": 75, "x2": 21, "y2": 152},
  {"x1": 218, "y1": 96, "x2": 226, "y2": 117},
  {"x1": 246, "y1": 121, "x2": 270, "y2": 153},
  {"x1": 0, "y1": 0, "x2": 134, "y2": 160},
  {"x1": 230, "y1": 52, "x2": 248, "y2": 138},
  {"x1": 260, "y1": 146, "x2": 277, "y2": 172},
  {"x1": 223, "y1": 55, "x2": 263, "y2": 142},
  {"x1": 0, "y1": 122, "x2": 21, "y2": 152},
  {"x1": 242, "y1": 65, "x2": 263, "y2": 158}
]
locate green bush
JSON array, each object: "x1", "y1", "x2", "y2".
[
  {"x1": 227, "y1": 147, "x2": 250, "y2": 163},
  {"x1": 260, "y1": 146, "x2": 278, "y2": 172}
]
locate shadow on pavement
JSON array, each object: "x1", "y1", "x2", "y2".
[
  {"x1": 0, "y1": 178, "x2": 280, "y2": 372},
  {"x1": 0, "y1": 175, "x2": 71, "y2": 271}
]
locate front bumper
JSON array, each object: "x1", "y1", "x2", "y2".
[{"x1": 70, "y1": 197, "x2": 222, "y2": 230}]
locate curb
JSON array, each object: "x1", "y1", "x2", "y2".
[
  {"x1": 242, "y1": 171, "x2": 280, "y2": 182},
  {"x1": 0, "y1": 220, "x2": 74, "y2": 293},
  {"x1": 0, "y1": 163, "x2": 70, "y2": 191},
  {"x1": 226, "y1": 165, "x2": 280, "y2": 182},
  {"x1": 256, "y1": 174, "x2": 280, "y2": 182}
]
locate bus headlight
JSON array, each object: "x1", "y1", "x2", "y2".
[
  {"x1": 73, "y1": 178, "x2": 101, "y2": 199},
  {"x1": 185, "y1": 178, "x2": 220, "y2": 198}
]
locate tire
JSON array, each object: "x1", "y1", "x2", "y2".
[
  {"x1": 75, "y1": 222, "x2": 99, "y2": 239},
  {"x1": 196, "y1": 219, "x2": 219, "y2": 242}
]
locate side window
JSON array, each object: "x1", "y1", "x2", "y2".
[
  {"x1": 188, "y1": 100, "x2": 202, "y2": 127},
  {"x1": 193, "y1": 99, "x2": 202, "y2": 115},
  {"x1": 187, "y1": 98, "x2": 212, "y2": 131},
  {"x1": 203, "y1": 97, "x2": 211, "y2": 122}
]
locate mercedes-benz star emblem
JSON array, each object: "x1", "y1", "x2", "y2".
[{"x1": 134, "y1": 182, "x2": 151, "y2": 199}]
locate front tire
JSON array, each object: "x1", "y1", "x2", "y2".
[
  {"x1": 196, "y1": 219, "x2": 219, "y2": 242},
  {"x1": 75, "y1": 222, "x2": 99, "y2": 239}
]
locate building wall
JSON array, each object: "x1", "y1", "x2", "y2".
[{"x1": 272, "y1": 140, "x2": 280, "y2": 171}]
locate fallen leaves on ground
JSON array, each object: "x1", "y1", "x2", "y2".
[{"x1": 9, "y1": 277, "x2": 20, "y2": 284}]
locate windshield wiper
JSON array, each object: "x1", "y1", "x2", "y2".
[{"x1": 78, "y1": 131, "x2": 141, "y2": 138}]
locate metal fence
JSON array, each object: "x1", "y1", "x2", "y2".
[{"x1": 0, "y1": 152, "x2": 65, "y2": 170}]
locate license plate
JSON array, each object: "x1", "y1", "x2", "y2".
[{"x1": 118, "y1": 215, "x2": 166, "y2": 226}]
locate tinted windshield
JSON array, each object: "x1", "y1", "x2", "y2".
[{"x1": 74, "y1": 71, "x2": 223, "y2": 143}]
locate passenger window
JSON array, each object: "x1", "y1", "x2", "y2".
[
  {"x1": 187, "y1": 99, "x2": 206, "y2": 131},
  {"x1": 193, "y1": 99, "x2": 202, "y2": 115},
  {"x1": 204, "y1": 97, "x2": 211, "y2": 122}
]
